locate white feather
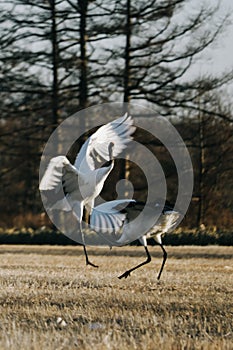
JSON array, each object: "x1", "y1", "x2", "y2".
[
  {"x1": 90, "y1": 199, "x2": 135, "y2": 234},
  {"x1": 40, "y1": 114, "x2": 135, "y2": 222},
  {"x1": 74, "y1": 113, "x2": 135, "y2": 173}
]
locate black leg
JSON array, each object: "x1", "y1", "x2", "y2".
[
  {"x1": 80, "y1": 220, "x2": 98, "y2": 268},
  {"x1": 157, "y1": 244, "x2": 167, "y2": 280},
  {"x1": 118, "y1": 246, "x2": 151, "y2": 279},
  {"x1": 83, "y1": 244, "x2": 98, "y2": 268}
]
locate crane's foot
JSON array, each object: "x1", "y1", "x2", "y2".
[
  {"x1": 86, "y1": 260, "x2": 99, "y2": 268},
  {"x1": 118, "y1": 270, "x2": 131, "y2": 279}
]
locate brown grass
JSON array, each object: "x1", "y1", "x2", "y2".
[{"x1": 0, "y1": 245, "x2": 232, "y2": 349}]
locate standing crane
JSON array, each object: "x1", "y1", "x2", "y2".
[{"x1": 39, "y1": 113, "x2": 135, "y2": 267}]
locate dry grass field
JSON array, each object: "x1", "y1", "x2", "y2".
[{"x1": 0, "y1": 245, "x2": 232, "y2": 350}]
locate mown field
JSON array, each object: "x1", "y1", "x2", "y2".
[{"x1": 0, "y1": 245, "x2": 232, "y2": 350}]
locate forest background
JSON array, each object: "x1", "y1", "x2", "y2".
[{"x1": 0, "y1": 0, "x2": 232, "y2": 241}]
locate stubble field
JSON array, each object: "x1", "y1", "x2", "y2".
[{"x1": 0, "y1": 245, "x2": 232, "y2": 349}]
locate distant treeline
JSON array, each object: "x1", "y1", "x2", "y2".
[
  {"x1": 0, "y1": 228, "x2": 232, "y2": 246},
  {"x1": 0, "y1": 116, "x2": 232, "y2": 230}
]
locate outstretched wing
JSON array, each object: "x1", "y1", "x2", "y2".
[
  {"x1": 39, "y1": 155, "x2": 86, "y2": 193},
  {"x1": 40, "y1": 156, "x2": 74, "y2": 192},
  {"x1": 39, "y1": 156, "x2": 88, "y2": 221},
  {"x1": 74, "y1": 113, "x2": 135, "y2": 173},
  {"x1": 90, "y1": 199, "x2": 135, "y2": 235}
]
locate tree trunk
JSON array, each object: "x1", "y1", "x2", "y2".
[
  {"x1": 119, "y1": 0, "x2": 131, "y2": 191},
  {"x1": 78, "y1": 0, "x2": 88, "y2": 109},
  {"x1": 50, "y1": 0, "x2": 59, "y2": 127},
  {"x1": 197, "y1": 110, "x2": 205, "y2": 227}
]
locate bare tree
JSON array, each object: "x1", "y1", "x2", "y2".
[
  {"x1": 97, "y1": 0, "x2": 233, "y2": 115},
  {"x1": 179, "y1": 91, "x2": 233, "y2": 228}
]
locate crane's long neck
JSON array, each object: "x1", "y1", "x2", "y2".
[{"x1": 97, "y1": 160, "x2": 114, "y2": 184}]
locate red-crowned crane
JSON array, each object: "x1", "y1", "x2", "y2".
[
  {"x1": 90, "y1": 199, "x2": 181, "y2": 280},
  {"x1": 39, "y1": 113, "x2": 135, "y2": 267}
]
